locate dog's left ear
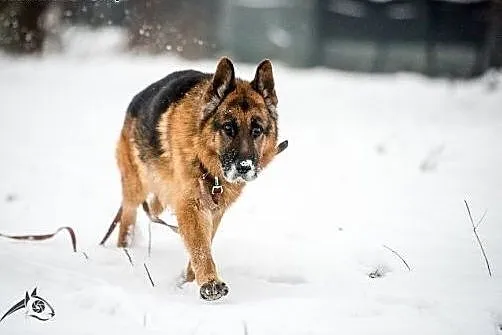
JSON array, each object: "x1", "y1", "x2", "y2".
[
  {"x1": 251, "y1": 59, "x2": 278, "y2": 120},
  {"x1": 202, "y1": 57, "x2": 236, "y2": 122}
]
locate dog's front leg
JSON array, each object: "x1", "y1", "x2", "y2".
[
  {"x1": 184, "y1": 210, "x2": 224, "y2": 283},
  {"x1": 176, "y1": 199, "x2": 228, "y2": 300}
]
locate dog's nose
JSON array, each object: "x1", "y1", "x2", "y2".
[{"x1": 236, "y1": 159, "x2": 253, "y2": 174}]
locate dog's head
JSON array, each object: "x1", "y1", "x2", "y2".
[{"x1": 200, "y1": 57, "x2": 279, "y2": 183}]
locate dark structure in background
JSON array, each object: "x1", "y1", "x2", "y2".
[
  {"x1": 0, "y1": 0, "x2": 500, "y2": 78},
  {"x1": 124, "y1": 0, "x2": 218, "y2": 58},
  {"x1": 0, "y1": 0, "x2": 218, "y2": 58},
  {"x1": 0, "y1": 1, "x2": 51, "y2": 53},
  {"x1": 427, "y1": 0, "x2": 493, "y2": 77},
  {"x1": 319, "y1": 1, "x2": 429, "y2": 73},
  {"x1": 219, "y1": 0, "x2": 319, "y2": 67}
]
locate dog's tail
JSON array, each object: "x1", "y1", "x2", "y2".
[{"x1": 99, "y1": 206, "x2": 122, "y2": 245}]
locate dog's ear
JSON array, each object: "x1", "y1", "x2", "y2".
[
  {"x1": 251, "y1": 59, "x2": 278, "y2": 120},
  {"x1": 202, "y1": 57, "x2": 236, "y2": 122},
  {"x1": 31, "y1": 288, "x2": 37, "y2": 297},
  {"x1": 25, "y1": 292, "x2": 30, "y2": 306}
]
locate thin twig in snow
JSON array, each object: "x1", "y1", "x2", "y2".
[
  {"x1": 383, "y1": 245, "x2": 411, "y2": 271},
  {"x1": 476, "y1": 208, "x2": 488, "y2": 229},
  {"x1": 144, "y1": 263, "x2": 155, "y2": 287},
  {"x1": 123, "y1": 248, "x2": 134, "y2": 267},
  {"x1": 464, "y1": 200, "x2": 492, "y2": 277}
]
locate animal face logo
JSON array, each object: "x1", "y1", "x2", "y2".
[{"x1": 0, "y1": 288, "x2": 55, "y2": 323}]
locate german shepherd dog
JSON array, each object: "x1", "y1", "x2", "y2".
[{"x1": 102, "y1": 58, "x2": 287, "y2": 300}]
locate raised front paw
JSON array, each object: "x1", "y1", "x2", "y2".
[{"x1": 200, "y1": 280, "x2": 229, "y2": 301}]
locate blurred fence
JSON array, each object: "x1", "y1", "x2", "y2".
[{"x1": 0, "y1": 0, "x2": 500, "y2": 78}]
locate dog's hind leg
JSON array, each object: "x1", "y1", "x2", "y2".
[
  {"x1": 116, "y1": 127, "x2": 147, "y2": 248},
  {"x1": 117, "y1": 204, "x2": 141, "y2": 248}
]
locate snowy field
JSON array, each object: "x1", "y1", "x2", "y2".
[{"x1": 1, "y1": 36, "x2": 502, "y2": 334}]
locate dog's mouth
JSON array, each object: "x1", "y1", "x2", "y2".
[{"x1": 222, "y1": 160, "x2": 258, "y2": 183}]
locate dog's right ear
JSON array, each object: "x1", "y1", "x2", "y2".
[{"x1": 202, "y1": 57, "x2": 236, "y2": 123}]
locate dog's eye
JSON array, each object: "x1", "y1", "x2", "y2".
[
  {"x1": 222, "y1": 122, "x2": 236, "y2": 138},
  {"x1": 251, "y1": 126, "x2": 263, "y2": 139}
]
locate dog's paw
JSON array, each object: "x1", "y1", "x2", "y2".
[{"x1": 200, "y1": 280, "x2": 229, "y2": 301}]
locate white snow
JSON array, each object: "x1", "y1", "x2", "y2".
[{"x1": 1, "y1": 45, "x2": 502, "y2": 334}]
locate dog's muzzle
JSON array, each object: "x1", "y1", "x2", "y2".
[{"x1": 223, "y1": 159, "x2": 258, "y2": 183}]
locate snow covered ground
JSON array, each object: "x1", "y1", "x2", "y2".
[{"x1": 1, "y1": 43, "x2": 502, "y2": 334}]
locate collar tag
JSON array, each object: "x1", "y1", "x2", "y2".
[{"x1": 211, "y1": 176, "x2": 223, "y2": 195}]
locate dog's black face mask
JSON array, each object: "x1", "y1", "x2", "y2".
[
  {"x1": 217, "y1": 117, "x2": 263, "y2": 183},
  {"x1": 201, "y1": 58, "x2": 283, "y2": 183}
]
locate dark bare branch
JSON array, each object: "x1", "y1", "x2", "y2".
[
  {"x1": 476, "y1": 209, "x2": 488, "y2": 229},
  {"x1": 383, "y1": 245, "x2": 411, "y2": 271},
  {"x1": 464, "y1": 200, "x2": 492, "y2": 277},
  {"x1": 0, "y1": 226, "x2": 78, "y2": 253},
  {"x1": 144, "y1": 263, "x2": 155, "y2": 287},
  {"x1": 123, "y1": 248, "x2": 134, "y2": 267}
]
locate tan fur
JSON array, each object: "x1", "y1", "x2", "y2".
[{"x1": 114, "y1": 58, "x2": 279, "y2": 292}]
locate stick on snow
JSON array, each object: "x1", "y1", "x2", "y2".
[
  {"x1": 123, "y1": 248, "x2": 134, "y2": 267},
  {"x1": 464, "y1": 200, "x2": 492, "y2": 277},
  {"x1": 144, "y1": 263, "x2": 155, "y2": 287},
  {"x1": 0, "y1": 226, "x2": 77, "y2": 253},
  {"x1": 383, "y1": 244, "x2": 411, "y2": 272}
]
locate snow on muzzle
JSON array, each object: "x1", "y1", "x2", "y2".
[{"x1": 224, "y1": 159, "x2": 257, "y2": 183}]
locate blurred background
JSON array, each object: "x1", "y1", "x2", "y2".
[
  {"x1": 1, "y1": 2, "x2": 502, "y2": 333},
  {"x1": 0, "y1": 0, "x2": 500, "y2": 78}
]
